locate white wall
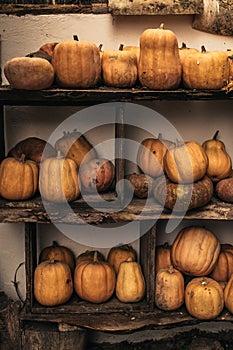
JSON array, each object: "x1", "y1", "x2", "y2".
[{"x1": 1, "y1": 13, "x2": 233, "y2": 300}]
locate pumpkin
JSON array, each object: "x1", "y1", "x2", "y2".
[
  {"x1": 76, "y1": 250, "x2": 105, "y2": 265},
  {"x1": 179, "y1": 42, "x2": 199, "y2": 66},
  {"x1": 116, "y1": 258, "x2": 145, "y2": 303},
  {"x1": 155, "y1": 266, "x2": 184, "y2": 311},
  {"x1": 153, "y1": 175, "x2": 213, "y2": 212},
  {"x1": 202, "y1": 130, "x2": 232, "y2": 182},
  {"x1": 8, "y1": 137, "x2": 56, "y2": 165},
  {"x1": 102, "y1": 44, "x2": 138, "y2": 88},
  {"x1": 107, "y1": 244, "x2": 137, "y2": 274},
  {"x1": 34, "y1": 260, "x2": 73, "y2": 306},
  {"x1": 39, "y1": 241, "x2": 75, "y2": 273},
  {"x1": 55, "y1": 130, "x2": 97, "y2": 168},
  {"x1": 39, "y1": 151, "x2": 80, "y2": 202},
  {"x1": 74, "y1": 251, "x2": 116, "y2": 303},
  {"x1": 137, "y1": 135, "x2": 175, "y2": 178},
  {"x1": 155, "y1": 242, "x2": 172, "y2": 274},
  {"x1": 171, "y1": 226, "x2": 220, "y2": 276},
  {"x1": 39, "y1": 42, "x2": 59, "y2": 57},
  {"x1": 79, "y1": 158, "x2": 115, "y2": 193},
  {"x1": 185, "y1": 277, "x2": 224, "y2": 320},
  {"x1": 216, "y1": 178, "x2": 233, "y2": 202},
  {"x1": 224, "y1": 274, "x2": 233, "y2": 314},
  {"x1": 226, "y1": 50, "x2": 233, "y2": 81},
  {"x1": 0, "y1": 155, "x2": 38, "y2": 200},
  {"x1": 164, "y1": 141, "x2": 208, "y2": 184},
  {"x1": 138, "y1": 23, "x2": 182, "y2": 90},
  {"x1": 210, "y1": 244, "x2": 233, "y2": 282},
  {"x1": 4, "y1": 56, "x2": 54, "y2": 90},
  {"x1": 122, "y1": 45, "x2": 140, "y2": 65},
  {"x1": 125, "y1": 173, "x2": 153, "y2": 199},
  {"x1": 182, "y1": 46, "x2": 229, "y2": 89},
  {"x1": 52, "y1": 38, "x2": 101, "y2": 88}
]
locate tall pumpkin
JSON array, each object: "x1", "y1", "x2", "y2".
[{"x1": 138, "y1": 23, "x2": 182, "y2": 90}]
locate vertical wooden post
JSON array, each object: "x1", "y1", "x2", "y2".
[
  {"x1": 115, "y1": 103, "x2": 125, "y2": 204},
  {"x1": 0, "y1": 104, "x2": 5, "y2": 162}
]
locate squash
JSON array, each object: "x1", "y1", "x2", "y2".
[
  {"x1": 0, "y1": 155, "x2": 38, "y2": 200},
  {"x1": 39, "y1": 151, "x2": 80, "y2": 202},
  {"x1": 185, "y1": 277, "x2": 224, "y2": 320},
  {"x1": 153, "y1": 175, "x2": 213, "y2": 212},
  {"x1": 125, "y1": 173, "x2": 153, "y2": 199},
  {"x1": 138, "y1": 23, "x2": 182, "y2": 90},
  {"x1": 179, "y1": 42, "x2": 199, "y2": 66},
  {"x1": 122, "y1": 45, "x2": 140, "y2": 65},
  {"x1": 164, "y1": 141, "x2": 208, "y2": 184},
  {"x1": 216, "y1": 178, "x2": 233, "y2": 202},
  {"x1": 76, "y1": 250, "x2": 105, "y2": 265},
  {"x1": 182, "y1": 46, "x2": 229, "y2": 89},
  {"x1": 79, "y1": 158, "x2": 115, "y2": 193},
  {"x1": 155, "y1": 266, "x2": 184, "y2": 311},
  {"x1": 226, "y1": 49, "x2": 233, "y2": 81},
  {"x1": 4, "y1": 56, "x2": 54, "y2": 90},
  {"x1": 210, "y1": 244, "x2": 233, "y2": 282},
  {"x1": 39, "y1": 42, "x2": 59, "y2": 57},
  {"x1": 116, "y1": 258, "x2": 145, "y2": 303},
  {"x1": 52, "y1": 38, "x2": 101, "y2": 88},
  {"x1": 224, "y1": 274, "x2": 233, "y2": 314},
  {"x1": 137, "y1": 135, "x2": 175, "y2": 178},
  {"x1": 202, "y1": 130, "x2": 232, "y2": 182},
  {"x1": 155, "y1": 242, "x2": 172, "y2": 274},
  {"x1": 107, "y1": 244, "x2": 137, "y2": 274},
  {"x1": 34, "y1": 259, "x2": 73, "y2": 306},
  {"x1": 171, "y1": 226, "x2": 220, "y2": 276},
  {"x1": 74, "y1": 251, "x2": 116, "y2": 303},
  {"x1": 39, "y1": 241, "x2": 75, "y2": 273}
]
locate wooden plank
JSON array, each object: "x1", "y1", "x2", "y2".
[
  {"x1": 25, "y1": 223, "x2": 37, "y2": 313},
  {"x1": 115, "y1": 104, "x2": 125, "y2": 203}
]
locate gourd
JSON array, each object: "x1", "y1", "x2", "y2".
[
  {"x1": 76, "y1": 250, "x2": 105, "y2": 265},
  {"x1": 39, "y1": 241, "x2": 75, "y2": 273},
  {"x1": 122, "y1": 45, "x2": 140, "y2": 65},
  {"x1": 34, "y1": 260, "x2": 73, "y2": 306},
  {"x1": 182, "y1": 46, "x2": 229, "y2": 89},
  {"x1": 138, "y1": 23, "x2": 182, "y2": 90},
  {"x1": 102, "y1": 44, "x2": 138, "y2": 88},
  {"x1": 0, "y1": 155, "x2": 38, "y2": 200},
  {"x1": 171, "y1": 226, "x2": 220, "y2": 276},
  {"x1": 74, "y1": 251, "x2": 116, "y2": 303},
  {"x1": 153, "y1": 175, "x2": 213, "y2": 212},
  {"x1": 39, "y1": 151, "x2": 80, "y2": 202},
  {"x1": 137, "y1": 135, "x2": 175, "y2": 178},
  {"x1": 52, "y1": 38, "x2": 101, "y2": 88},
  {"x1": 39, "y1": 42, "x2": 59, "y2": 57},
  {"x1": 179, "y1": 42, "x2": 199, "y2": 66},
  {"x1": 4, "y1": 56, "x2": 54, "y2": 90},
  {"x1": 164, "y1": 141, "x2": 208, "y2": 184},
  {"x1": 79, "y1": 158, "x2": 115, "y2": 193},
  {"x1": 216, "y1": 178, "x2": 233, "y2": 202},
  {"x1": 125, "y1": 173, "x2": 153, "y2": 199},
  {"x1": 107, "y1": 244, "x2": 137, "y2": 274},
  {"x1": 155, "y1": 266, "x2": 184, "y2": 311},
  {"x1": 226, "y1": 49, "x2": 233, "y2": 81},
  {"x1": 210, "y1": 244, "x2": 233, "y2": 282},
  {"x1": 224, "y1": 274, "x2": 233, "y2": 314},
  {"x1": 155, "y1": 242, "x2": 172, "y2": 274},
  {"x1": 116, "y1": 258, "x2": 145, "y2": 303},
  {"x1": 185, "y1": 277, "x2": 224, "y2": 320},
  {"x1": 202, "y1": 130, "x2": 232, "y2": 182}
]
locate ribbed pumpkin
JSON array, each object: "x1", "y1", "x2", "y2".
[
  {"x1": 182, "y1": 46, "x2": 229, "y2": 89},
  {"x1": 153, "y1": 175, "x2": 213, "y2": 212},
  {"x1": 125, "y1": 173, "x2": 153, "y2": 199},
  {"x1": 0, "y1": 155, "x2": 38, "y2": 200},
  {"x1": 210, "y1": 244, "x2": 233, "y2": 282},
  {"x1": 116, "y1": 258, "x2": 145, "y2": 303},
  {"x1": 171, "y1": 226, "x2": 220, "y2": 276},
  {"x1": 39, "y1": 241, "x2": 75, "y2": 273},
  {"x1": 155, "y1": 266, "x2": 184, "y2": 311},
  {"x1": 155, "y1": 242, "x2": 172, "y2": 274},
  {"x1": 216, "y1": 178, "x2": 233, "y2": 203},
  {"x1": 138, "y1": 23, "x2": 182, "y2": 90},
  {"x1": 76, "y1": 250, "x2": 105, "y2": 265},
  {"x1": 137, "y1": 135, "x2": 175, "y2": 178},
  {"x1": 52, "y1": 39, "x2": 101, "y2": 88},
  {"x1": 202, "y1": 130, "x2": 232, "y2": 182},
  {"x1": 107, "y1": 244, "x2": 137, "y2": 274},
  {"x1": 39, "y1": 151, "x2": 80, "y2": 202},
  {"x1": 122, "y1": 45, "x2": 140, "y2": 65},
  {"x1": 4, "y1": 56, "x2": 55, "y2": 90},
  {"x1": 185, "y1": 277, "x2": 224, "y2": 320},
  {"x1": 179, "y1": 42, "x2": 199, "y2": 66},
  {"x1": 224, "y1": 274, "x2": 233, "y2": 314},
  {"x1": 74, "y1": 251, "x2": 116, "y2": 303},
  {"x1": 164, "y1": 141, "x2": 208, "y2": 184},
  {"x1": 55, "y1": 130, "x2": 97, "y2": 168}
]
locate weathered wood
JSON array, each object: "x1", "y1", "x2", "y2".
[
  {"x1": 193, "y1": 0, "x2": 233, "y2": 36},
  {"x1": 25, "y1": 223, "x2": 37, "y2": 314},
  {"x1": 115, "y1": 104, "x2": 125, "y2": 203}
]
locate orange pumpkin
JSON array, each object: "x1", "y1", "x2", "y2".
[
  {"x1": 107, "y1": 244, "x2": 137, "y2": 274},
  {"x1": 224, "y1": 274, "x2": 233, "y2": 314},
  {"x1": 76, "y1": 250, "x2": 105, "y2": 265},
  {"x1": 155, "y1": 242, "x2": 172, "y2": 274},
  {"x1": 211, "y1": 244, "x2": 233, "y2": 282}
]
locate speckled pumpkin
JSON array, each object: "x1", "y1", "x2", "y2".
[
  {"x1": 216, "y1": 178, "x2": 233, "y2": 202},
  {"x1": 125, "y1": 173, "x2": 153, "y2": 199}
]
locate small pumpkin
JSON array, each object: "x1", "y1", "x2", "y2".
[
  {"x1": 224, "y1": 274, "x2": 233, "y2": 314},
  {"x1": 179, "y1": 42, "x2": 199, "y2": 66},
  {"x1": 116, "y1": 258, "x2": 145, "y2": 303},
  {"x1": 155, "y1": 266, "x2": 184, "y2": 311},
  {"x1": 74, "y1": 251, "x2": 116, "y2": 303},
  {"x1": 76, "y1": 250, "x2": 105, "y2": 265},
  {"x1": 185, "y1": 277, "x2": 224, "y2": 320},
  {"x1": 210, "y1": 244, "x2": 233, "y2": 282},
  {"x1": 107, "y1": 244, "x2": 137, "y2": 274},
  {"x1": 34, "y1": 259, "x2": 73, "y2": 306},
  {"x1": 155, "y1": 242, "x2": 172, "y2": 274},
  {"x1": 39, "y1": 42, "x2": 59, "y2": 57},
  {"x1": 122, "y1": 45, "x2": 140, "y2": 65},
  {"x1": 216, "y1": 178, "x2": 233, "y2": 202},
  {"x1": 125, "y1": 173, "x2": 153, "y2": 199}
]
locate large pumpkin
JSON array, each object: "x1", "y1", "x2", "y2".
[
  {"x1": 210, "y1": 244, "x2": 233, "y2": 282},
  {"x1": 34, "y1": 260, "x2": 73, "y2": 306},
  {"x1": 171, "y1": 226, "x2": 220, "y2": 276},
  {"x1": 0, "y1": 155, "x2": 38, "y2": 200},
  {"x1": 138, "y1": 23, "x2": 182, "y2": 90},
  {"x1": 107, "y1": 244, "x2": 137, "y2": 274}
]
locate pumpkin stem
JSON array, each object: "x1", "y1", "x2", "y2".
[
  {"x1": 160, "y1": 23, "x2": 165, "y2": 30},
  {"x1": 168, "y1": 265, "x2": 174, "y2": 274},
  {"x1": 201, "y1": 45, "x2": 207, "y2": 53},
  {"x1": 200, "y1": 278, "x2": 208, "y2": 286},
  {"x1": 213, "y1": 130, "x2": 219, "y2": 140},
  {"x1": 93, "y1": 251, "x2": 98, "y2": 263},
  {"x1": 56, "y1": 150, "x2": 64, "y2": 159},
  {"x1": 19, "y1": 153, "x2": 26, "y2": 163},
  {"x1": 98, "y1": 44, "x2": 103, "y2": 52},
  {"x1": 73, "y1": 35, "x2": 79, "y2": 41},
  {"x1": 126, "y1": 257, "x2": 133, "y2": 262},
  {"x1": 119, "y1": 44, "x2": 124, "y2": 51},
  {"x1": 52, "y1": 241, "x2": 59, "y2": 247},
  {"x1": 158, "y1": 133, "x2": 163, "y2": 140},
  {"x1": 180, "y1": 42, "x2": 187, "y2": 49}
]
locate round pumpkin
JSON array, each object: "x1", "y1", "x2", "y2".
[
  {"x1": 185, "y1": 277, "x2": 224, "y2": 320},
  {"x1": 155, "y1": 266, "x2": 184, "y2": 311},
  {"x1": 179, "y1": 42, "x2": 199, "y2": 66},
  {"x1": 74, "y1": 251, "x2": 116, "y2": 303},
  {"x1": 224, "y1": 274, "x2": 233, "y2": 314},
  {"x1": 125, "y1": 173, "x2": 153, "y2": 199},
  {"x1": 34, "y1": 260, "x2": 73, "y2": 306},
  {"x1": 76, "y1": 250, "x2": 105, "y2": 265},
  {"x1": 210, "y1": 244, "x2": 233, "y2": 282},
  {"x1": 107, "y1": 244, "x2": 137, "y2": 274},
  {"x1": 216, "y1": 178, "x2": 233, "y2": 202},
  {"x1": 122, "y1": 45, "x2": 140, "y2": 65},
  {"x1": 4, "y1": 56, "x2": 54, "y2": 90},
  {"x1": 155, "y1": 242, "x2": 172, "y2": 274},
  {"x1": 171, "y1": 226, "x2": 220, "y2": 276}
]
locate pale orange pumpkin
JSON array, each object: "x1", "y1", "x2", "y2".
[
  {"x1": 107, "y1": 244, "x2": 137, "y2": 274},
  {"x1": 210, "y1": 244, "x2": 233, "y2": 282},
  {"x1": 155, "y1": 242, "x2": 172, "y2": 275},
  {"x1": 76, "y1": 250, "x2": 105, "y2": 265}
]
